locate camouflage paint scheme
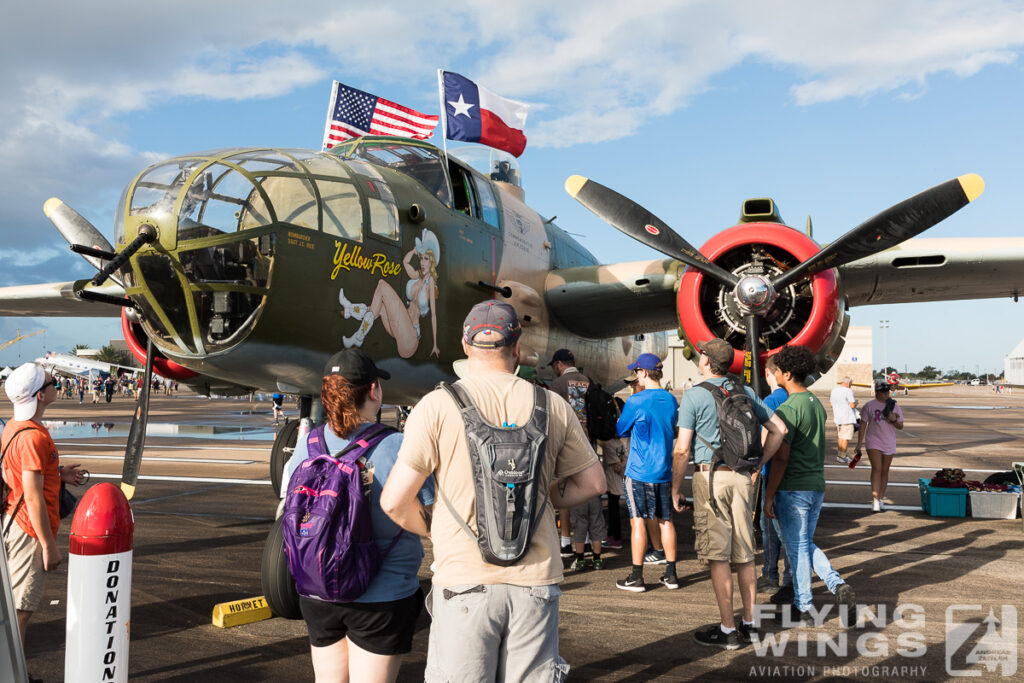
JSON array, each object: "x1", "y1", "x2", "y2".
[{"x1": 15, "y1": 137, "x2": 664, "y2": 404}]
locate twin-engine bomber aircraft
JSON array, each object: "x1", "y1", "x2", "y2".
[{"x1": 3, "y1": 136, "x2": 1024, "y2": 614}]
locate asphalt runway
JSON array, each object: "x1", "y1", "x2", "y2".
[{"x1": 8, "y1": 385, "x2": 1024, "y2": 681}]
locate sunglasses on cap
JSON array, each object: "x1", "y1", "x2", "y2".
[{"x1": 39, "y1": 378, "x2": 56, "y2": 392}]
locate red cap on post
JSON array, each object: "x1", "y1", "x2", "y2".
[{"x1": 69, "y1": 483, "x2": 134, "y2": 556}]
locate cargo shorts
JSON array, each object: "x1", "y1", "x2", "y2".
[
  {"x1": 3, "y1": 521, "x2": 46, "y2": 612},
  {"x1": 425, "y1": 582, "x2": 569, "y2": 682},
  {"x1": 691, "y1": 469, "x2": 755, "y2": 565}
]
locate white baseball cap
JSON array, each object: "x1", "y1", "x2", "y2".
[{"x1": 5, "y1": 363, "x2": 46, "y2": 421}]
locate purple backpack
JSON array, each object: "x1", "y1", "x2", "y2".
[{"x1": 282, "y1": 423, "x2": 401, "y2": 602}]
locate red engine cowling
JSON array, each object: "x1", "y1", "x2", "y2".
[
  {"x1": 677, "y1": 223, "x2": 846, "y2": 374},
  {"x1": 120, "y1": 309, "x2": 199, "y2": 381}
]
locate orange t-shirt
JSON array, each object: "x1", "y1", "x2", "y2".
[{"x1": 1, "y1": 420, "x2": 60, "y2": 539}]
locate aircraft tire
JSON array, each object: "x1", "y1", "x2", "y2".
[
  {"x1": 270, "y1": 419, "x2": 300, "y2": 499},
  {"x1": 261, "y1": 517, "x2": 302, "y2": 620}
]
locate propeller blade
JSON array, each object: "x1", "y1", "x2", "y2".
[
  {"x1": 743, "y1": 314, "x2": 766, "y2": 399},
  {"x1": 565, "y1": 175, "x2": 739, "y2": 288},
  {"x1": 121, "y1": 338, "x2": 154, "y2": 500},
  {"x1": 43, "y1": 197, "x2": 120, "y2": 281},
  {"x1": 773, "y1": 174, "x2": 984, "y2": 289}
]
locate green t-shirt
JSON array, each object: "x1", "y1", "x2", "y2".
[{"x1": 774, "y1": 391, "x2": 827, "y2": 492}]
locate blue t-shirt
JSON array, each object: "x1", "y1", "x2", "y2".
[
  {"x1": 761, "y1": 387, "x2": 788, "y2": 476},
  {"x1": 678, "y1": 377, "x2": 773, "y2": 465},
  {"x1": 282, "y1": 423, "x2": 435, "y2": 603},
  {"x1": 616, "y1": 388, "x2": 679, "y2": 483}
]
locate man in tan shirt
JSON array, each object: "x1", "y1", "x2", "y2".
[{"x1": 382, "y1": 300, "x2": 605, "y2": 683}]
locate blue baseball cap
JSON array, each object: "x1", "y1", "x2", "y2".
[{"x1": 628, "y1": 353, "x2": 663, "y2": 372}]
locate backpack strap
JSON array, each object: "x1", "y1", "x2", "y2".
[
  {"x1": 693, "y1": 382, "x2": 731, "y2": 518},
  {"x1": 2, "y1": 427, "x2": 40, "y2": 539}
]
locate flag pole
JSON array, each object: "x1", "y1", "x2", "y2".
[
  {"x1": 322, "y1": 80, "x2": 339, "y2": 151},
  {"x1": 436, "y1": 69, "x2": 455, "y2": 208}
]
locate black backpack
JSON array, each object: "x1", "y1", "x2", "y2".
[
  {"x1": 435, "y1": 381, "x2": 550, "y2": 566},
  {"x1": 584, "y1": 381, "x2": 619, "y2": 441},
  {"x1": 695, "y1": 379, "x2": 763, "y2": 514}
]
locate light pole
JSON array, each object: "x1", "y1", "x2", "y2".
[{"x1": 880, "y1": 320, "x2": 890, "y2": 377}]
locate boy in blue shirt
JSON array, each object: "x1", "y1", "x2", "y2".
[{"x1": 615, "y1": 353, "x2": 680, "y2": 592}]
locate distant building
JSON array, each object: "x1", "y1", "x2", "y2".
[
  {"x1": 1004, "y1": 337, "x2": 1024, "y2": 384},
  {"x1": 816, "y1": 325, "x2": 873, "y2": 389},
  {"x1": 663, "y1": 325, "x2": 873, "y2": 391}
]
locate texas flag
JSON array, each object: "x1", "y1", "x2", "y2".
[{"x1": 441, "y1": 71, "x2": 529, "y2": 158}]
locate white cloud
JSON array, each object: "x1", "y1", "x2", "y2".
[{"x1": 1, "y1": 0, "x2": 1023, "y2": 257}]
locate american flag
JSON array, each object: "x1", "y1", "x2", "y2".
[{"x1": 322, "y1": 81, "x2": 439, "y2": 150}]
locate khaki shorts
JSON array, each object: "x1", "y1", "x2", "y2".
[
  {"x1": 691, "y1": 469, "x2": 755, "y2": 565},
  {"x1": 3, "y1": 520, "x2": 45, "y2": 612},
  {"x1": 837, "y1": 424, "x2": 855, "y2": 441}
]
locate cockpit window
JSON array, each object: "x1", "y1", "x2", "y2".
[{"x1": 335, "y1": 140, "x2": 451, "y2": 207}]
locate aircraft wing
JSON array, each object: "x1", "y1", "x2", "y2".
[
  {"x1": 840, "y1": 238, "x2": 1024, "y2": 306},
  {"x1": 0, "y1": 280, "x2": 125, "y2": 317},
  {"x1": 545, "y1": 258, "x2": 680, "y2": 338}
]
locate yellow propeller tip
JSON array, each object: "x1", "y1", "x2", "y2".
[
  {"x1": 120, "y1": 482, "x2": 136, "y2": 500},
  {"x1": 564, "y1": 175, "x2": 588, "y2": 198},
  {"x1": 958, "y1": 173, "x2": 984, "y2": 202},
  {"x1": 43, "y1": 197, "x2": 64, "y2": 217}
]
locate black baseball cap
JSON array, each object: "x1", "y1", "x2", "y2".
[
  {"x1": 548, "y1": 349, "x2": 574, "y2": 366},
  {"x1": 874, "y1": 382, "x2": 892, "y2": 392},
  {"x1": 324, "y1": 348, "x2": 390, "y2": 384},
  {"x1": 463, "y1": 301, "x2": 522, "y2": 348}
]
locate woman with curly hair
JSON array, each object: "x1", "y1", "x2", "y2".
[{"x1": 282, "y1": 348, "x2": 434, "y2": 682}]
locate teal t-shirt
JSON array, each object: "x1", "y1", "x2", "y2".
[
  {"x1": 774, "y1": 391, "x2": 827, "y2": 492},
  {"x1": 678, "y1": 377, "x2": 773, "y2": 465}
]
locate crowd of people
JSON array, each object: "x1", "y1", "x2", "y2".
[
  {"x1": 3, "y1": 300, "x2": 902, "y2": 682},
  {"x1": 271, "y1": 300, "x2": 899, "y2": 681}
]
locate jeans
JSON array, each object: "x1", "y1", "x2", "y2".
[
  {"x1": 773, "y1": 489, "x2": 843, "y2": 612},
  {"x1": 760, "y1": 480, "x2": 791, "y2": 586}
]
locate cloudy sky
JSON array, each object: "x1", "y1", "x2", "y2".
[{"x1": 2, "y1": 1, "x2": 1024, "y2": 375}]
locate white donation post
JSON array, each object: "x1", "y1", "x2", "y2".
[{"x1": 65, "y1": 483, "x2": 134, "y2": 683}]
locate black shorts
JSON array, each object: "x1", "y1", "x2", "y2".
[{"x1": 299, "y1": 588, "x2": 424, "y2": 654}]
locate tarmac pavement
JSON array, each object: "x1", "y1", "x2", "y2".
[{"x1": 6, "y1": 385, "x2": 1023, "y2": 681}]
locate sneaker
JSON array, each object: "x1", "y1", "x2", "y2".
[
  {"x1": 836, "y1": 454, "x2": 851, "y2": 464},
  {"x1": 560, "y1": 541, "x2": 573, "y2": 558},
  {"x1": 659, "y1": 573, "x2": 680, "y2": 590},
  {"x1": 777, "y1": 607, "x2": 816, "y2": 629},
  {"x1": 569, "y1": 557, "x2": 587, "y2": 572},
  {"x1": 643, "y1": 548, "x2": 667, "y2": 565},
  {"x1": 736, "y1": 621, "x2": 761, "y2": 644},
  {"x1": 601, "y1": 537, "x2": 623, "y2": 549},
  {"x1": 616, "y1": 574, "x2": 646, "y2": 592},
  {"x1": 694, "y1": 624, "x2": 741, "y2": 650},
  {"x1": 757, "y1": 575, "x2": 778, "y2": 592},
  {"x1": 871, "y1": 498, "x2": 881, "y2": 512},
  {"x1": 835, "y1": 583, "x2": 857, "y2": 625},
  {"x1": 770, "y1": 584, "x2": 794, "y2": 605},
  {"x1": 878, "y1": 499, "x2": 886, "y2": 511},
  {"x1": 592, "y1": 556, "x2": 604, "y2": 570}
]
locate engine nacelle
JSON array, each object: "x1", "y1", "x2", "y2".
[
  {"x1": 121, "y1": 309, "x2": 199, "y2": 381},
  {"x1": 677, "y1": 223, "x2": 849, "y2": 376}
]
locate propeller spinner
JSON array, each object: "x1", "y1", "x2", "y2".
[{"x1": 566, "y1": 174, "x2": 984, "y2": 396}]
